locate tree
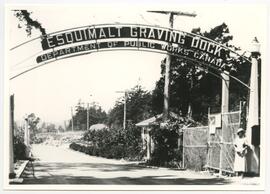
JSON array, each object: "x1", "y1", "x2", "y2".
[
  {"x1": 68, "y1": 100, "x2": 107, "y2": 131},
  {"x1": 13, "y1": 10, "x2": 46, "y2": 36},
  {"x1": 45, "y1": 123, "x2": 57, "y2": 133},
  {"x1": 58, "y1": 126, "x2": 65, "y2": 133},
  {"x1": 152, "y1": 23, "x2": 251, "y2": 124},
  {"x1": 26, "y1": 113, "x2": 40, "y2": 140},
  {"x1": 107, "y1": 85, "x2": 153, "y2": 128}
]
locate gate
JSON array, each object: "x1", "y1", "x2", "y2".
[
  {"x1": 206, "y1": 111, "x2": 241, "y2": 174},
  {"x1": 183, "y1": 111, "x2": 241, "y2": 173},
  {"x1": 182, "y1": 126, "x2": 208, "y2": 171}
]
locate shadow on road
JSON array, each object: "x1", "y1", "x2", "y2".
[{"x1": 18, "y1": 162, "x2": 231, "y2": 185}]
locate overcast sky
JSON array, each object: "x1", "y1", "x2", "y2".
[{"x1": 7, "y1": 4, "x2": 267, "y2": 125}]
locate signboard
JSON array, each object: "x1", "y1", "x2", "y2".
[
  {"x1": 37, "y1": 24, "x2": 233, "y2": 70},
  {"x1": 209, "y1": 113, "x2": 221, "y2": 134}
]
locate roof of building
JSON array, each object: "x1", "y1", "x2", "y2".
[
  {"x1": 135, "y1": 112, "x2": 180, "y2": 127},
  {"x1": 135, "y1": 114, "x2": 162, "y2": 127}
]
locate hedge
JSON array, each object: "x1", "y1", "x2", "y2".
[{"x1": 69, "y1": 126, "x2": 144, "y2": 160}]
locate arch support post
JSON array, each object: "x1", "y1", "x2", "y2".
[
  {"x1": 219, "y1": 71, "x2": 230, "y2": 176},
  {"x1": 221, "y1": 71, "x2": 230, "y2": 114},
  {"x1": 9, "y1": 95, "x2": 15, "y2": 179},
  {"x1": 246, "y1": 38, "x2": 260, "y2": 175}
]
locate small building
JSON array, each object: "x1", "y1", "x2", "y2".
[
  {"x1": 135, "y1": 112, "x2": 182, "y2": 160},
  {"x1": 136, "y1": 114, "x2": 162, "y2": 160}
]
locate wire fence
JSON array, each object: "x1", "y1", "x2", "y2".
[
  {"x1": 183, "y1": 111, "x2": 241, "y2": 173},
  {"x1": 183, "y1": 126, "x2": 208, "y2": 171}
]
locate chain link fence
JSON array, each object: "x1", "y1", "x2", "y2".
[
  {"x1": 183, "y1": 111, "x2": 241, "y2": 173},
  {"x1": 207, "y1": 111, "x2": 241, "y2": 173},
  {"x1": 183, "y1": 126, "x2": 208, "y2": 171}
]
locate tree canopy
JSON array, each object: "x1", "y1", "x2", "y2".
[
  {"x1": 151, "y1": 23, "x2": 251, "y2": 124},
  {"x1": 68, "y1": 101, "x2": 107, "y2": 131},
  {"x1": 107, "y1": 85, "x2": 153, "y2": 128}
]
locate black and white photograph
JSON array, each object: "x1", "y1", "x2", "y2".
[{"x1": 2, "y1": 2, "x2": 268, "y2": 191}]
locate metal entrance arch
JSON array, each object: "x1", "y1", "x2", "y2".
[{"x1": 9, "y1": 23, "x2": 251, "y2": 91}]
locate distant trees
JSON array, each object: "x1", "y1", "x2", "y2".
[
  {"x1": 68, "y1": 101, "x2": 107, "y2": 131},
  {"x1": 107, "y1": 85, "x2": 153, "y2": 128},
  {"x1": 69, "y1": 23, "x2": 252, "y2": 166}
]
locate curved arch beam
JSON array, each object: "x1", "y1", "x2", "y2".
[
  {"x1": 9, "y1": 23, "x2": 250, "y2": 89},
  {"x1": 9, "y1": 48, "x2": 250, "y2": 90}
]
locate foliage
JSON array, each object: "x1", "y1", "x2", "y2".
[
  {"x1": 13, "y1": 122, "x2": 26, "y2": 161},
  {"x1": 13, "y1": 114, "x2": 41, "y2": 159},
  {"x1": 70, "y1": 124, "x2": 143, "y2": 160},
  {"x1": 25, "y1": 113, "x2": 41, "y2": 143},
  {"x1": 68, "y1": 101, "x2": 107, "y2": 131},
  {"x1": 148, "y1": 115, "x2": 200, "y2": 168},
  {"x1": 152, "y1": 23, "x2": 251, "y2": 125},
  {"x1": 13, "y1": 136, "x2": 27, "y2": 161},
  {"x1": 42, "y1": 123, "x2": 58, "y2": 133},
  {"x1": 107, "y1": 85, "x2": 153, "y2": 128},
  {"x1": 13, "y1": 10, "x2": 46, "y2": 36}
]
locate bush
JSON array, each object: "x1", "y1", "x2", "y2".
[
  {"x1": 31, "y1": 136, "x2": 46, "y2": 144},
  {"x1": 13, "y1": 136, "x2": 27, "y2": 161},
  {"x1": 70, "y1": 124, "x2": 143, "y2": 160},
  {"x1": 148, "y1": 115, "x2": 199, "y2": 168}
]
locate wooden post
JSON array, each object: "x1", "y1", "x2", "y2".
[
  {"x1": 24, "y1": 118, "x2": 29, "y2": 147},
  {"x1": 86, "y1": 103, "x2": 89, "y2": 130},
  {"x1": 146, "y1": 129, "x2": 151, "y2": 160},
  {"x1": 71, "y1": 107, "x2": 74, "y2": 132},
  {"x1": 147, "y1": 11, "x2": 196, "y2": 120},
  {"x1": 163, "y1": 13, "x2": 174, "y2": 120},
  {"x1": 221, "y1": 71, "x2": 230, "y2": 114},
  {"x1": 64, "y1": 120, "x2": 66, "y2": 132},
  {"x1": 9, "y1": 95, "x2": 15, "y2": 179},
  {"x1": 219, "y1": 134, "x2": 223, "y2": 176},
  {"x1": 207, "y1": 107, "x2": 211, "y2": 167},
  {"x1": 123, "y1": 92, "x2": 127, "y2": 130},
  {"x1": 182, "y1": 129, "x2": 185, "y2": 169}
]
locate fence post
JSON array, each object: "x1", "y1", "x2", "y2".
[
  {"x1": 219, "y1": 112, "x2": 226, "y2": 176},
  {"x1": 219, "y1": 133, "x2": 223, "y2": 176},
  {"x1": 207, "y1": 107, "x2": 211, "y2": 168},
  {"x1": 182, "y1": 128, "x2": 185, "y2": 169}
]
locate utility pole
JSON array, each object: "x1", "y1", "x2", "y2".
[
  {"x1": 86, "y1": 94, "x2": 92, "y2": 130},
  {"x1": 24, "y1": 117, "x2": 29, "y2": 147},
  {"x1": 86, "y1": 103, "x2": 89, "y2": 130},
  {"x1": 123, "y1": 92, "x2": 127, "y2": 130},
  {"x1": 71, "y1": 107, "x2": 74, "y2": 132},
  {"x1": 116, "y1": 91, "x2": 128, "y2": 130},
  {"x1": 64, "y1": 120, "x2": 66, "y2": 132},
  {"x1": 147, "y1": 10, "x2": 196, "y2": 120}
]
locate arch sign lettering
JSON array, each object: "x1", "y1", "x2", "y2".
[{"x1": 37, "y1": 24, "x2": 243, "y2": 70}]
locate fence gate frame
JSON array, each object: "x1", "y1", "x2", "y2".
[{"x1": 206, "y1": 107, "x2": 242, "y2": 175}]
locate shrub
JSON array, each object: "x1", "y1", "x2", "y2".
[
  {"x1": 148, "y1": 115, "x2": 200, "y2": 168},
  {"x1": 13, "y1": 136, "x2": 27, "y2": 161},
  {"x1": 70, "y1": 124, "x2": 143, "y2": 160}
]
